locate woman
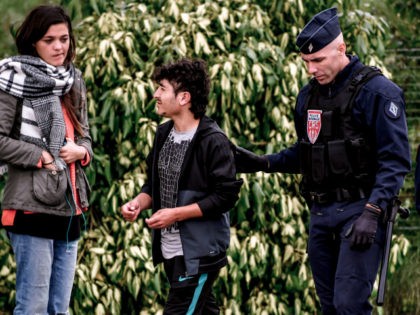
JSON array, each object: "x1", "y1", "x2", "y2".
[{"x1": 0, "y1": 5, "x2": 92, "y2": 314}]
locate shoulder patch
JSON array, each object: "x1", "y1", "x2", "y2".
[{"x1": 385, "y1": 101, "x2": 401, "y2": 119}]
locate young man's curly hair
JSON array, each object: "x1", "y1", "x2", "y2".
[{"x1": 152, "y1": 58, "x2": 210, "y2": 119}]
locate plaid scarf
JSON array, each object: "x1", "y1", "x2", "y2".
[{"x1": 0, "y1": 55, "x2": 74, "y2": 174}]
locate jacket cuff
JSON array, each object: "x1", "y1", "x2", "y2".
[{"x1": 81, "y1": 151, "x2": 91, "y2": 166}]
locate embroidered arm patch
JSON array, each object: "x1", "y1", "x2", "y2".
[{"x1": 385, "y1": 101, "x2": 401, "y2": 119}]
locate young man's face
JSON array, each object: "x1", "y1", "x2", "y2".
[
  {"x1": 153, "y1": 79, "x2": 181, "y2": 118},
  {"x1": 301, "y1": 41, "x2": 343, "y2": 85}
]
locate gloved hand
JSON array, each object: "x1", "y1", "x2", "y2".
[
  {"x1": 346, "y1": 203, "x2": 381, "y2": 250},
  {"x1": 233, "y1": 145, "x2": 269, "y2": 173}
]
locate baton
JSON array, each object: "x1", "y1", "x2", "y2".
[{"x1": 376, "y1": 198, "x2": 409, "y2": 306}]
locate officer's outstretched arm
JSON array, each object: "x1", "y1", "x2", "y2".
[{"x1": 233, "y1": 146, "x2": 269, "y2": 173}]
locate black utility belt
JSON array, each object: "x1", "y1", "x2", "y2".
[{"x1": 308, "y1": 187, "x2": 370, "y2": 204}]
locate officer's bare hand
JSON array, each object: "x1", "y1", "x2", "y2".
[
  {"x1": 121, "y1": 199, "x2": 141, "y2": 222},
  {"x1": 145, "y1": 208, "x2": 177, "y2": 229}
]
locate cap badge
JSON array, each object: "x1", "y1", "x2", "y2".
[{"x1": 308, "y1": 43, "x2": 314, "y2": 53}]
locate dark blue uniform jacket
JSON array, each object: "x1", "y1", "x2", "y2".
[{"x1": 267, "y1": 55, "x2": 411, "y2": 210}]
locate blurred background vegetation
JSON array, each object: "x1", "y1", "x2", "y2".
[{"x1": 0, "y1": 0, "x2": 418, "y2": 314}]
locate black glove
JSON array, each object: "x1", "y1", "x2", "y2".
[
  {"x1": 346, "y1": 203, "x2": 381, "y2": 250},
  {"x1": 233, "y1": 146, "x2": 269, "y2": 173}
]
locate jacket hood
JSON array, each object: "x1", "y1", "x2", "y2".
[{"x1": 158, "y1": 115, "x2": 225, "y2": 139}]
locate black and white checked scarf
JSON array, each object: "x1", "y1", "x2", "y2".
[{"x1": 0, "y1": 55, "x2": 74, "y2": 174}]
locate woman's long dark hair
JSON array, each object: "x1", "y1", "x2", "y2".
[
  {"x1": 15, "y1": 5, "x2": 84, "y2": 136},
  {"x1": 15, "y1": 5, "x2": 75, "y2": 65}
]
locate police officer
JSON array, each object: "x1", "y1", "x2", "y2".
[{"x1": 235, "y1": 7, "x2": 411, "y2": 315}]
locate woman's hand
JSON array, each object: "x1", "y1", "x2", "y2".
[
  {"x1": 41, "y1": 151, "x2": 57, "y2": 170},
  {"x1": 59, "y1": 137, "x2": 87, "y2": 164}
]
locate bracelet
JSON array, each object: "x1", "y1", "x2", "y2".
[
  {"x1": 42, "y1": 159, "x2": 55, "y2": 165},
  {"x1": 366, "y1": 203, "x2": 381, "y2": 213}
]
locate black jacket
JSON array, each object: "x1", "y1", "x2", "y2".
[{"x1": 141, "y1": 116, "x2": 243, "y2": 275}]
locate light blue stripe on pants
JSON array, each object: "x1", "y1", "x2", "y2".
[{"x1": 186, "y1": 273, "x2": 208, "y2": 315}]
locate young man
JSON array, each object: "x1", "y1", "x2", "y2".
[
  {"x1": 235, "y1": 7, "x2": 410, "y2": 315},
  {"x1": 121, "y1": 58, "x2": 243, "y2": 314}
]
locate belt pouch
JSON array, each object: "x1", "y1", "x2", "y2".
[
  {"x1": 349, "y1": 138, "x2": 368, "y2": 173},
  {"x1": 321, "y1": 110, "x2": 334, "y2": 138},
  {"x1": 299, "y1": 141, "x2": 312, "y2": 175},
  {"x1": 311, "y1": 144, "x2": 325, "y2": 184}
]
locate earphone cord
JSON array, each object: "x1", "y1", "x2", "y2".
[{"x1": 65, "y1": 194, "x2": 87, "y2": 252}]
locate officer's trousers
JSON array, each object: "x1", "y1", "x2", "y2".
[{"x1": 307, "y1": 198, "x2": 386, "y2": 315}]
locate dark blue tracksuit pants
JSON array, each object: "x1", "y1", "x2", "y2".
[{"x1": 308, "y1": 198, "x2": 386, "y2": 315}]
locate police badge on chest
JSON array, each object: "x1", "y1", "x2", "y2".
[{"x1": 307, "y1": 109, "x2": 322, "y2": 144}]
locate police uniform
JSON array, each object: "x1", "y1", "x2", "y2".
[{"x1": 266, "y1": 7, "x2": 411, "y2": 315}]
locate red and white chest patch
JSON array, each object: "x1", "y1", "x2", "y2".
[{"x1": 307, "y1": 109, "x2": 322, "y2": 144}]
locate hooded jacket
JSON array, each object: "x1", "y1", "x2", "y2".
[{"x1": 141, "y1": 116, "x2": 243, "y2": 275}]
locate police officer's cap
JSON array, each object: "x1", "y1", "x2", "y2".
[{"x1": 296, "y1": 7, "x2": 341, "y2": 54}]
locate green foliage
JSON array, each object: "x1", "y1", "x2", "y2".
[
  {"x1": 371, "y1": 1, "x2": 420, "y2": 312},
  {"x1": 0, "y1": 229, "x2": 15, "y2": 311},
  {"x1": 0, "y1": 0, "x2": 60, "y2": 59},
  {"x1": 370, "y1": 0, "x2": 420, "y2": 48},
  {"x1": 70, "y1": 1, "x2": 315, "y2": 312},
  {"x1": 385, "y1": 247, "x2": 420, "y2": 315},
  {"x1": 0, "y1": 0, "x2": 410, "y2": 314}
]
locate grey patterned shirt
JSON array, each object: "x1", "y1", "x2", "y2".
[{"x1": 158, "y1": 126, "x2": 196, "y2": 259}]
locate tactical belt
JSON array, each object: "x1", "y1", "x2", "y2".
[{"x1": 309, "y1": 187, "x2": 370, "y2": 204}]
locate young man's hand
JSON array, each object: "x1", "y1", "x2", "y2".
[
  {"x1": 145, "y1": 208, "x2": 177, "y2": 229},
  {"x1": 121, "y1": 199, "x2": 141, "y2": 222},
  {"x1": 145, "y1": 204, "x2": 203, "y2": 229}
]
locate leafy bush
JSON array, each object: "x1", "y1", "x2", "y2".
[{"x1": 0, "y1": 0, "x2": 409, "y2": 314}]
